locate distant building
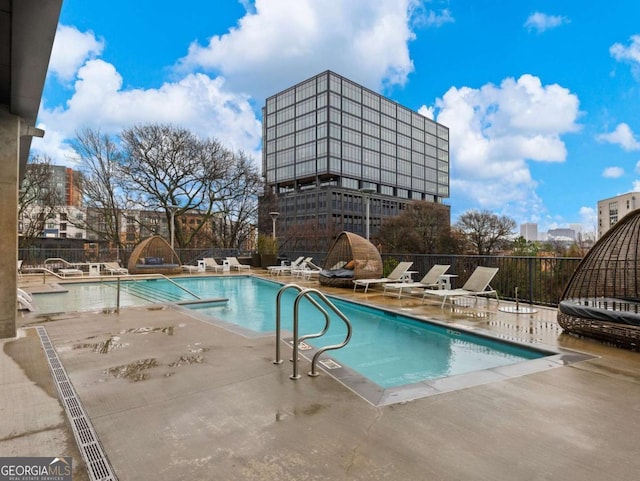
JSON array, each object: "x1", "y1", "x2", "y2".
[
  {"x1": 547, "y1": 228, "x2": 576, "y2": 242},
  {"x1": 597, "y1": 192, "x2": 638, "y2": 238},
  {"x1": 520, "y1": 223, "x2": 538, "y2": 241}
]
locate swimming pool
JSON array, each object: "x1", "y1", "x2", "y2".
[{"x1": 31, "y1": 275, "x2": 571, "y2": 405}]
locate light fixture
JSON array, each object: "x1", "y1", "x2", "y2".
[
  {"x1": 269, "y1": 211, "x2": 280, "y2": 239},
  {"x1": 359, "y1": 188, "x2": 375, "y2": 241}
]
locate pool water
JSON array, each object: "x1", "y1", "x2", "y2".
[{"x1": 32, "y1": 276, "x2": 550, "y2": 389}]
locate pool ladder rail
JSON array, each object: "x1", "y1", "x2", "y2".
[{"x1": 274, "y1": 284, "x2": 353, "y2": 380}]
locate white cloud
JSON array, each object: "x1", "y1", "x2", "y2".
[
  {"x1": 415, "y1": 7, "x2": 454, "y2": 28},
  {"x1": 34, "y1": 58, "x2": 262, "y2": 164},
  {"x1": 602, "y1": 166, "x2": 625, "y2": 178},
  {"x1": 417, "y1": 105, "x2": 434, "y2": 120},
  {"x1": 48, "y1": 25, "x2": 104, "y2": 82},
  {"x1": 579, "y1": 206, "x2": 597, "y2": 231},
  {"x1": 178, "y1": 0, "x2": 423, "y2": 99},
  {"x1": 633, "y1": 180, "x2": 640, "y2": 192},
  {"x1": 524, "y1": 12, "x2": 570, "y2": 33},
  {"x1": 596, "y1": 123, "x2": 640, "y2": 151},
  {"x1": 426, "y1": 74, "x2": 580, "y2": 219},
  {"x1": 610, "y1": 35, "x2": 640, "y2": 65}
]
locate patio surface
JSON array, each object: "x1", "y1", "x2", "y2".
[{"x1": 3, "y1": 271, "x2": 640, "y2": 480}]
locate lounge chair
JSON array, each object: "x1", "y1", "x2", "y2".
[
  {"x1": 422, "y1": 266, "x2": 499, "y2": 307},
  {"x1": 17, "y1": 288, "x2": 34, "y2": 311},
  {"x1": 226, "y1": 256, "x2": 251, "y2": 271},
  {"x1": 383, "y1": 264, "x2": 451, "y2": 298},
  {"x1": 202, "y1": 257, "x2": 225, "y2": 272},
  {"x1": 353, "y1": 261, "x2": 414, "y2": 293},
  {"x1": 103, "y1": 262, "x2": 128, "y2": 275},
  {"x1": 292, "y1": 259, "x2": 322, "y2": 279},
  {"x1": 59, "y1": 268, "x2": 83, "y2": 277},
  {"x1": 267, "y1": 256, "x2": 304, "y2": 276}
]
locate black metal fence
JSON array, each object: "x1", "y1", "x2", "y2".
[
  {"x1": 281, "y1": 251, "x2": 581, "y2": 307},
  {"x1": 18, "y1": 247, "x2": 581, "y2": 307}
]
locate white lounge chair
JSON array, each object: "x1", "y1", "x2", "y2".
[
  {"x1": 353, "y1": 261, "x2": 414, "y2": 293},
  {"x1": 17, "y1": 289, "x2": 35, "y2": 311},
  {"x1": 292, "y1": 259, "x2": 321, "y2": 279},
  {"x1": 422, "y1": 266, "x2": 499, "y2": 307},
  {"x1": 226, "y1": 257, "x2": 251, "y2": 271},
  {"x1": 202, "y1": 257, "x2": 225, "y2": 272},
  {"x1": 383, "y1": 264, "x2": 451, "y2": 298},
  {"x1": 103, "y1": 262, "x2": 128, "y2": 275},
  {"x1": 267, "y1": 256, "x2": 304, "y2": 276},
  {"x1": 59, "y1": 268, "x2": 83, "y2": 277}
]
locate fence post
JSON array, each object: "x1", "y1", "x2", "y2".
[
  {"x1": 528, "y1": 257, "x2": 535, "y2": 304},
  {"x1": 116, "y1": 277, "x2": 120, "y2": 314}
]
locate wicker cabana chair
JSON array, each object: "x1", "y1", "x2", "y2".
[
  {"x1": 558, "y1": 209, "x2": 640, "y2": 350},
  {"x1": 127, "y1": 235, "x2": 182, "y2": 275},
  {"x1": 318, "y1": 231, "x2": 382, "y2": 288}
]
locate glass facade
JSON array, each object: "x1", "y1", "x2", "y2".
[{"x1": 262, "y1": 70, "x2": 450, "y2": 246}]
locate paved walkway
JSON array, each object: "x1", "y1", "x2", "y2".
[{"x1": 3, "y1": 273, "x2": 640, "y2": 480}]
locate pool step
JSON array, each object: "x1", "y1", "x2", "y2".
[{"x1": 117, "y1": 280, "x2": 196, "y2": 303}]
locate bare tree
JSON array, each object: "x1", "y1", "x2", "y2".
[
  {"x1": 377, "y1": 201, "x2": 451, "y2": 254},
  {"x1": 210, "y1": 151, "x2": 262, "y2": 249},
  {"x1": 18, "y1": 155, "x2": 63, "y2": 250},
  {"x1": 120, "y1": 124, "x2": 256, "y2": 249},
  {"x1": 455, "y1": 209, "x2": 516, "y2": 255},
  {"x1": 70, "y1": 128, "x2": 128, "y2": 256}
]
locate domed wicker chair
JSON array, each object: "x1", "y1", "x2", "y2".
[
  {"x1": 318, "y1": 231, "x2": 383, "y2": 288},
  {"x1": 127, "y1": 235, "x2": 182, "y2": 275},
  {"x1": 558, "y1": 209, "x2": 640, "y2": 350}
]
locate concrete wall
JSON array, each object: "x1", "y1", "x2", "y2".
[{"x1": 0, "y1": 107, "x2": 19, "y2": 338}]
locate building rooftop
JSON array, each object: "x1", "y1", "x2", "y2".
[{"x1": 4, "y1": 271, "x2": 640, "y2": 480}]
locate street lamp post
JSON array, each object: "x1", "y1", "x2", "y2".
[
  {"x1": 168, "y1": 204, "x2": 180, "y2": 251},
  {"x1": 359, "y1": 188, "x2": 375, "y2": 241},
  {"x1": 269, "y1": 211, "x2": 280, "y2": 240}
]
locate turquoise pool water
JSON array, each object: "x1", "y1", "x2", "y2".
[{"x1": 32, "y1": 276, "x2": 549, "y2": 389}]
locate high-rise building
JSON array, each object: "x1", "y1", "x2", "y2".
[
  {"x1": 261, "y1": 70, "x2": 450, "y2": 250},
  {"x1": 520, "y1": 223, "x2": 538, "y2": 242},
  {"x1": 597, "y1": 192, "x2": 638, "y2": 238}
]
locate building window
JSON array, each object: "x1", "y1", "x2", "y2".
[
  {"x1": 277, "y1": 105, "x2": 295, "y2": 123},
  {"x1": 362, "y1": 90, "x2": 379, "y2": 109},
  {"x1": 343, "y1": 113, "x2": 361, "y2": 130},
  {"x1": 343, "y1": 128, "x2": 361, "y2": 146},
  {"x1": 296, "y1": 127, "x2": 316, "y2": 145},
  {"x1": 296, "y1": 97, "x2": 315, "y2": 116},
  {"x1": 276, "y1": 120, "x2": 294, "y2": 136},
  {"x1": 363, "y1": 120, "x2": 380, "y2": 137},
  {"x1": 381, "y1": 98, "x2": 395, "y2": 117},
  {"x1": 342, "y1": 80, "x2": 362, "y2": 102},
  {"x1": 381, "y1": 115, "x2": 396, "y2": 130},
  {"x1": 296, "y1": 79, "x2": 316, "y2": 100},
  {"x1": 277, "y1": 89, "x2": 295, "y2": 109}
]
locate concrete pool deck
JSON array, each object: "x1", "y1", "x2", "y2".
[{"x1": 3, "y1": 271, "x2": 640, "y2": 480}]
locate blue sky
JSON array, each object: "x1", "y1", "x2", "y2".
[{"x1": 33, "y1": 0, "x2": 640, "y2": 235}]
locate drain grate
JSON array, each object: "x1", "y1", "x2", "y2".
[{"x1": 36, "y1": 326, "x2": 118, "y2": 481}]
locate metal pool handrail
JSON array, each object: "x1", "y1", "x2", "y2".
[
  {"x1": 274, "y1": 284, "x2": 352, "y2": 380},
  {"x1": 274, "y1": 283, "x2": 307, "y2": 365},
  {"x1": 273, "y1": 283, "x2": 335, "y2": 365},
  {"x1": 291, "y1": 287, "x2": 352, "y2": 380},
  {"x1": 105, "y1": 273, "x2": 201, "y2": 312}
]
